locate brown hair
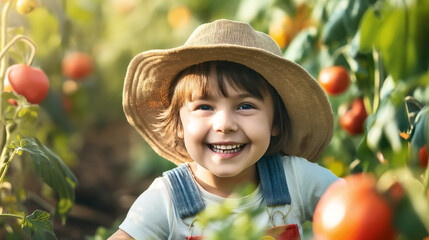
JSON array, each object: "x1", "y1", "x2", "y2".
[{"x1": 156, "y1": 61, "x2": 290, "y2": 159}]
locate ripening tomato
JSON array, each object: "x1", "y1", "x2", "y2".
[
  {"x1": 313, "y1": 174, "x2": 396, "y2": 240},
  {"x1": 7, "y1": 64, "x2": 49, "y2": 104},
  {"x1": 62, "y1": 52, "x2": 94, "y2": 80},
  {"x1": 319, "y1": 66, "x2": 350, "y2": 96},
  {"x1": 3, "y1": 78, "x2": 18, "y2": 106},
  {"x1": 167, "y1": 5, "x2": 191, "y2": 29},
  {"x1": 269, "y1": 15, "x2": 294, "y2": 49},
  {"x1": 339, "y1": 98, "x2": 368, "y2": 135},
  {"x1": 419, "y1": 144, "x2": 428, "y2": 168},
  {"x1": 15, "y1": 0, "x2": 37, "y2": 15}
]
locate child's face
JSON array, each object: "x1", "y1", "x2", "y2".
[{"x1": 178, "y1": 81, "x2": 277, "y2": 179}]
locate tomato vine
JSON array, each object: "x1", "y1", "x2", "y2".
[{"x1": 0, "y1": 1, "x2": 76, "y2": 239}]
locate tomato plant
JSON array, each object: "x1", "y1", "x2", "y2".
[
  {"x1": 0, "y1": 2, "x2": 76, "y2": 239},
  {"x1": 318, "y1": 66, "x2": 350, "y2": 96},
  {"x1": 339, "y1": 97, "x2": 368, "y2": 135},
  {"x1": 7, "y1": 64, "x2": 49, "y2": 104},
  {"x1": 256, "y1": 0, "x2": 429, "y2": 237},
  {"x1": 62, "y1": 52, "x2": 94, "y2": 80},
  {"x1": 313, "y1": 174, "x2": 396, "y2": 240}
]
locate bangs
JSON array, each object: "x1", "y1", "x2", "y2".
[{"x1": 168, "y1": 61, "x2": 270, "y2": 104}]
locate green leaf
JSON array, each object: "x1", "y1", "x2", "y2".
[
  {"x1": 367, "y1": 100, "x2": 403, "y2": 153},
  {"x1": 345, "y1": 52, "x2": 375, "y2": 97},
  {"x1": 343, "y1": 0, "x2": 371, "y2": 36},
  {"x1": 409, "y1": 106, "x2": 429, "y2": 166},
  {"x1": 360, "y1": 1, "x2": 429, "y2": 81},
  {"x1": 284, "y1": 28, "x2": 318, "y2": 63},
  {"x1": 405, "y1": 96, "x2": 423, "y2": 128},
  {"x1": 321, "y1": 0, "x2": 349, "y2": 45},
  {"x1": 236, "y1": 0, "x2": 274, "y2": 22},
  {"x1": 22, "y1": 210, "x2": 57, "y2": 240},
  {"x1": 284, "y1": 28, "x2": 321, "y2": 77},
  {"x1": 1, "y1": 92, "x2": 18, "y2": 101},
  {"x1": 21, "y1": 138, "x2": 78, "y2": 219},
  {"x1": 356, "y1": 134, "x2": 379, "y2": 172}
]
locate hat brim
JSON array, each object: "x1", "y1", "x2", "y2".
[{"x1": 123, "y1": 44, "x2": 334, "y2": 164}]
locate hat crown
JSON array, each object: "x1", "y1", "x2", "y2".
[{"x1": 184, "y1": 19, "x2": 283, "y2": 57}]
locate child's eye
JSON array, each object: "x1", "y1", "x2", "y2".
[
  {"x1": 238, "y1": 103, "x2": 255, "y2": 110},
  {"x1": 196, "y1": 105, "x2": 213, "y2": 111}
]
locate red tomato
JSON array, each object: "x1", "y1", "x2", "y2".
[
  {"x1": 313, "y1": 174, "x2": 396, "y2": 240},
  {"x1": 419, "y1": 144, "x2": 428, "y2": 168},
  {"x1": 62, "y1": 52, "x2": 94, "y2": 80},
  {"x1": 318, "y1": 66, "x2": 350, "y2": 96},
  {"x1": 7, "y1": 64, "x2": 49, "y2": 104},
  {"x1": 339, "y1": 97, "x2": 368, "y2": 135}
]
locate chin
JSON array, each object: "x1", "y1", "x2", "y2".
[{"x1": 211, "y1": 168, "x2": 241, "y2": 178}]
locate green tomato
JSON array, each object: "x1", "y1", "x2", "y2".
[{"x1": 16, "y1": 0, "x2": 37, "y2": 15}]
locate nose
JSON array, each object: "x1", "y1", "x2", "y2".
[{"x1": 212, "y1": 110, "x2": 238, "y2": 133}]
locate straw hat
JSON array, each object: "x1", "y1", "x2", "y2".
[{"x1": 123, "y1": 19, "x2": 334, "y2": 164}]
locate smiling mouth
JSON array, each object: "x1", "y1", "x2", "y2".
[{"x1": 209, "y1": 144, "x2": 245, "y2": 154}]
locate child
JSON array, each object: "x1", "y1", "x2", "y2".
[{"x1": 109, "y1": 19, "x2": 339, "y2": 240}]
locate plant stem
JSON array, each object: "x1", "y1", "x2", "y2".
[
  {"x1": 424, "y1": 164, "x2": 429, "y2": 192},
  {"x1": 0, "y1": 0, "x2": 13, "y2": 165},
  {"x1": 27, "y1": 191, "x2": 55, "y2": 214},
  {"x1": 0, "y1": 143, "x2": 16, "y2": 184},
  {"x1": 0, "y1": 35, "x2": 37, "y2": 65},
  {"x1": 0, "y1": 123, "x2": 17, "y2": 184},
  {"x1": 0, "y1": 0, "x2": 12, "y2": 92},
  {"x1": 0, "y1": 213, "x2": 23, "y2": 220},
  {"x1": 402, "y1": 0, "x2": 409, "y2": 79},
  {"x1": 372, "y1": 48, "x2": 382, "y2": 114}
]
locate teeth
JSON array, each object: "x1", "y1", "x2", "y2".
[
  {"x1": 210, "y1": 144, "x2": 243, "y2": 153},
  {"x1": 212, "y1": 144, "x2": 241, "y2": 150}
]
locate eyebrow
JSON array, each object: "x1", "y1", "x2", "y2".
[{"x1": 191, "y1": 92, "x2": 261, "y2": 101}]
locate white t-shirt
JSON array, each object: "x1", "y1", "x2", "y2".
[{"x1": 119, "y1": 156, "x2": 339, "y2": 240}]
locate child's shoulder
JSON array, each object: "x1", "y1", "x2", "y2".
[
  {"x1": 281, "y1": 155, "x2": 339, "y2": 181},
  {"x1": 136, "y1": 177, "x2": 171, "y2": 202},
  {"x1": 281, "y1": 155, "x2": 319, "y2": 168}
]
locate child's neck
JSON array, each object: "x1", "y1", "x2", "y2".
[{"x1": 189, "y1": 162, "x2": 259, "y2": 198}]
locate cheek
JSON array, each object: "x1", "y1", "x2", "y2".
[
  {"x1": 244, "y1": 119, "x2": 272, "y2": 142},
  {"x1": 180, "y1": 115, "x2": 207, "y2": 143},
  {"x1": 184, "y1": 121, "x2": 203, "y2": 135}
]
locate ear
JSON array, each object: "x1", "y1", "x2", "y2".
[
  {"x1": 177, "y1": 125, "x2": 184, "y2": 139},
  {"x1": 271, "y1": 125, "x2": 279, "y2": 136}
]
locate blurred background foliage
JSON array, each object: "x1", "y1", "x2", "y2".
[{"x1": 1, "y1": 0, "x2": 428, "y2": 238}]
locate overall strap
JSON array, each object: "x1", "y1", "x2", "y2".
[
  {"x1": 163, "y1": 154, "x2": 291, "y2": 219},
  {"x1": 257, "y1": 154, "x2": 291, "y2": 206},
  {"x1": 163, "y1": 164, "x2": 206, "y2": 219}
]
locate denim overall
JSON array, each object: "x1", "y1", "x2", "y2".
[{"x1": 163, "y1": 154, "x2": 301, "y2": 240}]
